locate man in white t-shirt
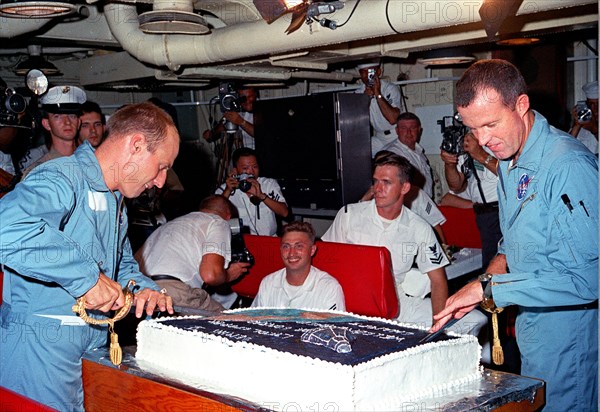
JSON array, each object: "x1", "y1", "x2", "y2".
[
  {"x1": 355, "y1": 61, "x2": 401, "y2": 156},
  {"x1": 383, "y1": 112, "x2": 435, "y2": 198},
  {"x1": 252, "y1": 221, "x2": 345, "y2": 311},
  {"x1": 135, "y1": 195, "x2": 251, "y2": 311},
  {"x1": 323, "y1": 152, "x2": 485, "y2": 334},
  {"x1": 216, "y1": 147, "x2": 288, "y2": 236}
]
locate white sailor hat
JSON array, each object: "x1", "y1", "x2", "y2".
[
  {"x1": 356, "y1": 61, "x2": 380, "y2": 70},
  {"x1": 583, "y1": 81, "x2": 598, "y2": 100},
  {"x1": 41, "y1": 85, "x2": 86, "y2": 114}
]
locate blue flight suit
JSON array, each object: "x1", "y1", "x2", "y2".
[
  {"x1": 0, "y1": 143, "x2": 159, "y2": 411},
  {"x1": 492, "y1": 112, "x2": 598, "y2": 411}
]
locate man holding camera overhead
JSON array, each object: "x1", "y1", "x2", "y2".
[
  {"x1": 216, "y1": 147, "x2": 288, "y2": 236},
  {"x1": 356, "y1": 61, "x2": 401, "y2": 156},
  {"x1": 441, "y1": 130, "x2": 500, "y2": 268}
]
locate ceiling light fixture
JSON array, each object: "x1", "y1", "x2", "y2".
[
  {"x1": 138, "y1": 0, "x2": 209, "y2": 34},
  {"x1": 14, "y1": 45, "x2": 62, "y2": 76},
  {"x1": 252, "y1": 0, "x2": 343, "y2": 34},
  {"x1": 138, "y1": 11, "x2": 209, "y2": 34},
  {"x1": 417, "y1": 49, "x2": 476, "y2": 67},
  {"x1": 496, "y1": 37, "x2": 541, "y2": 47},
  {"x1": 253, "y1": 0, "x2": 304, "y2": 23},
  {"x1": 478, "y1": 0, "x2": 523, "y2": 41},
  {"x1": 0, "y1": 0, "x2": 77, "y2": 17}
]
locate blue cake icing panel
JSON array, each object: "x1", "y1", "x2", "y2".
[{"x1": 158, "y1": 308, "x2": 458, "y2": 366}]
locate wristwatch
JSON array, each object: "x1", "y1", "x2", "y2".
[
  {"x1": 260, "y1": 194, "x2": 268, "y2": 202},
  {"x1": 484, "y1": 154, "x2": 494, "y2": 165},
  {"x1": 376, "y1": 94, "x2": 383, "y2": 99},
  {"x1": 478, "y1": 272, "x2": 493, "y2": 300}
]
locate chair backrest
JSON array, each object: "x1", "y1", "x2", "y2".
[
  {"x1": 438, "y1": 206, "x2": 482, "y2": 249},
  {"x1": 231, "y1": 235, "x2": 399, "y2": 319},
  {"x1": 0, "y1": 386, "x2": 57, "y2": 411}
]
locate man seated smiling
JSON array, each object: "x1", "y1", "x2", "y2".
[{"x1": 252, "y1": 222, "x2": 346, "y2": 311}]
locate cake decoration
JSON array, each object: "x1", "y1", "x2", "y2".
[{"x1": 301, "y1": 326, "x2": 355, "y2": 353}]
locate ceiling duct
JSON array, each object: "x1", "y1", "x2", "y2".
[
  {"x1": 102, "y1": 1, "x2": 596, "y2": 71},
  {"x1": 138, "y1": 0, "x2": 209, "y2": 34}
]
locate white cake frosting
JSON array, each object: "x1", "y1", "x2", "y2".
[{"x1": 136, "y1": 308, "x2": 481, "y2": 411}]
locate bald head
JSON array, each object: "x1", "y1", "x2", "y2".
[{"x1": 199, "y1": 195, "x2": 237, "y2": 221}]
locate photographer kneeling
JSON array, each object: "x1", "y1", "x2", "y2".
[
  {"x1": 216, "y1": 147, "x2": 289, "y2": 236},
  {"x1": 135, "y1": 195, "x2": 251, "y2": 312},
  {"x1": 440, "y1": 130, "x2": 501, "y2": 268}
]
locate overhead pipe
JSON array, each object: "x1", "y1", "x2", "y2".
[
  {"x1": 102, "y1": 0, "x2": 593, "y2": 70},
  {"x1": 0, "y1": 19, "x2": 52, "y2": 38},
  {"x1": 104, "y1": 1, "x2": 489, "y2": 70}
]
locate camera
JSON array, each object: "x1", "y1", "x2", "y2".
[
  {"x1": 219, "y1": 81, "x2": 248, "y2": 134},
  {"x1": 228, "y1": 218, "x2": 255, "y2": 266},
  {"x1": 235, "y1": 173, "x2": 254, "y2": 192},
  {"x1": 439, "y1": 113, "x2": 467, "y2": 155},
  {"x1": 367, "y1": 68, "x2": 376, "y2": 87},
  {"x1": 0, "y1": 86, "x2": 26, "y2": 126},
  {"x1": 219, "y1": 81, "x2": 243, "y2": 113},
  {"x1": 576, "y1": 101, "x2": 593, "y2": 123}
]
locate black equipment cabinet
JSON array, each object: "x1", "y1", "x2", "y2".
[{"x1": 254, "y1": 92, "x2": 372, "y2": 211}]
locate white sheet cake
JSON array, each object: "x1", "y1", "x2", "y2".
[{"x1": 136, "y1": 308, "x2": 481, "y2": 411}]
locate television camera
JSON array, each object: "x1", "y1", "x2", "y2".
[
  {"x1": 438, "y1": 113, "x2": 467, "y2": 155},
  {"x1": 1, "y1": 69, "x2": 50, "y2": 130},
  {"x1": 228, "y1": 218, "x2": 255, "y2": 266},
  {"x1": 219, "y1": 81, "x2": 247, "y2": 134},
  {"x1": 0, "y1": 86, "x2": 26, "y2": 127},
  {"x1": 439, "y1": 113, "x2": 474, "y2": 178}
]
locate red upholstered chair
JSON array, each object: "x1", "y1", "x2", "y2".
[
  {"x1": 231, "y1": 235, "x2": 399, "y2": 319},
  {"x1": 0, "y1": 386, "x2": 58, "y2": 411},
  {"x1": 438, "y1": 206, "x2": 482, "y2": 249}
]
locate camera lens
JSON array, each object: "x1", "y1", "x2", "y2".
[
  {"x1": 238, "y1": 180, "x2": 252, "y2": 192},
  {"x1": 4, "y1": 93, "x2": 26, "y2": 114},
  {"x1": 578, "y1": 108, "x2": 592, "y2": 122}
]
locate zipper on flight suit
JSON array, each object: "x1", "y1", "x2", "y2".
[
  {"x1": 505, "y1": 193, "x2": 537, "y2": 229},
  {"x1": 109, "y1": 192, "x2": 124, "y2": 279}
]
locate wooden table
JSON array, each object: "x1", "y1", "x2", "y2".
[{"x1": 83, "y1": 348, "x2": 544, "y2": 411}]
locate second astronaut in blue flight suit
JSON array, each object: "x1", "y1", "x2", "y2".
[{"x1": 433, "y1": 59, "x2": 598, "y2": 411}]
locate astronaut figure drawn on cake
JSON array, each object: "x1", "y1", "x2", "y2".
[{"x1": 301, "y1": 326, "x2": 355, "y2": 353}]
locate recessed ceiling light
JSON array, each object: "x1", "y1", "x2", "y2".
[
  {"x1": 417, "y1": 56, "x2": 477, "y2": 66},
  {"x1": 496, "y1": 37, "x2": 541, "y2": 46},
  {"x1": 0, "y1": 1, "x2": 77, "y2": 17},
  {"x1": 416, "y1": 49, "x2": 476, "y2": 66}
]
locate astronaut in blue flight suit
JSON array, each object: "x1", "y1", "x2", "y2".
[
  {"x1": 433, "y1": 60, "x2": 598, "y2": 411},
  {"x1": 0, "y1": 102, "x2": 179, "y2": 411}
]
